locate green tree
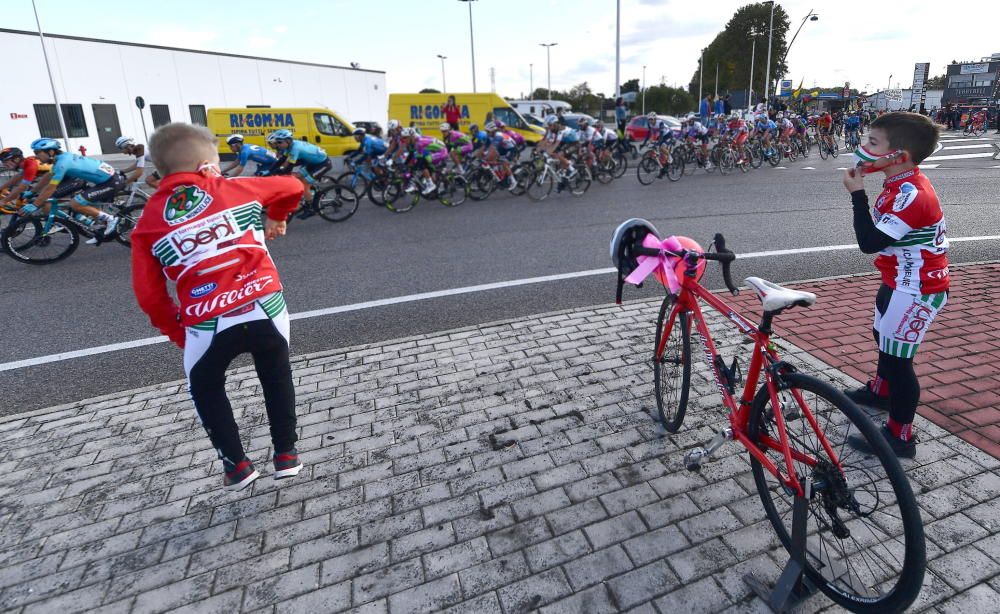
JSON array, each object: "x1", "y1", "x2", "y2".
[
  {"x1": 926, "y1": 74, "x2": 946, "y2": 89},
  {"x1": 688, "y1": 2, "x2": 791, "y2": 106},
  {"x1": 621, "y1": 78, "x2": 640, "y2": 94},
  {"x1": 419, "y1": 88, "x2": 441, "y2": 94},
  {"x1": 643, "y1": 86, "x2": 695, "y2": 116}
]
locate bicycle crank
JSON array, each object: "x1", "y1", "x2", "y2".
[{"x1": 683, "y1": 427, "x2": 733, "y2": 472}]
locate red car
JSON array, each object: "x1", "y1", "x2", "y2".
[{"x1": 625, "y1": 115, "x2": 682, "y2": 141}]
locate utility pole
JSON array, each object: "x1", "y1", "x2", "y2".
[
  {"x1": 490, "y1": 67, "x2": 496, "y2": 93},
  {"x1": 642, "y1": 65, "x2": 647, "y2": 115},
  {"x1": 458, "y1": 0, "x2": 478, "y2": 92},
  {"x1": 764, "y1": 0, "x2": 775, "y2": 105},
  {"x1": 748, "y1": 33, "x2": 757, "y2": 110},
  {"x1": 530, "y1": 63, "x2": 533, "y2": 97},
  {"x1": 31, "y1": 0, "x2": 70, "y2": 150},
  {"x1": 698, "y1": 53, "x2": 704, "y2": 107},
  {"x1": 715, "y1": 63, "x2": 719, "y2": 98}
]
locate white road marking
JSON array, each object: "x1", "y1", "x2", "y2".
[
  {"x1": 923, "y1": 152, "x2": 996, "y2": 161},
  {"x1": 939, "y1": 144, "x2": 996, "y2": 150},
  {"x1": 4, "y1": 235, "x2": 1000, "y2": 371},
  {"x1": 801, "y1": 167, "x2": 816, "y2": 170},
  {"x1": 938, "y1": 137, "x2": 990, "y2": 142},
  {"x1": 919, "y1": 164, "x2": 941, "y2": 169},
  {"x1": 774, "y1": 166, "x2": 787, "y2": 169}
]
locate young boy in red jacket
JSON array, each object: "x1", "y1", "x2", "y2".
[
  {"x1": 842, "y1": 112, "x2": 949, "y2": 458},
  {"x1": 131, "y1": 123, "x2": 305, "y2": 491}
]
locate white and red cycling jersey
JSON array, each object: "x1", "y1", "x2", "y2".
[
  {"x1": 131, "y1": 173, "x2": 303, "y2": 346},
  {"x1": 870, "y1": 169, "x2": 949, "y2": 295}
]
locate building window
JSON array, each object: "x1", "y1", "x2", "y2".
[
  {"x1": 189, "y1": 105, "x2": 207, "y2": 126},
  {"x1": 150, "y1": 105, "x2": 171, "y2": 128},
  {"x1": 949, "y1": 74, "x2": 973, "y2": 87},
  {"x1": 33, "y1": 103, "x2": 89, "y2": 138}
]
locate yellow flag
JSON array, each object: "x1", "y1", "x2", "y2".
[{"x1": 792, "y1": 77, "x2": 804, "y2": 98}]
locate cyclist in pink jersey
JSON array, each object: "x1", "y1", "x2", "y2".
[{"x1": 842, "y1": 112, "x2": 949, "y2": 458}]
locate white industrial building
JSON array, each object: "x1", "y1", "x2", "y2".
[{"x1": 0, "y1": 28, "x2": 386, "y2": 155}]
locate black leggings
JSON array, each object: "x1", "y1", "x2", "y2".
[
  {"x1": 188, "y1": 319, "x2": 297, "y2": 464},
  {"x1": 872, "y1": 285, "x2": 920, "y2": 425}
]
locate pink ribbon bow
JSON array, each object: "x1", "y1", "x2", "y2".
[{"x1": 624, "y1": 234, "x2": 684, "y2": 294}]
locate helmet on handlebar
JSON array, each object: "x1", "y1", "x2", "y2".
[
  {"x1": 226, "y1": 134, "x2": 245, "y2": 145},
  {"x1": 30, "y1": 138, "x2": 62, "y2": 152},
  {"x1": 114, "y1": 136, "x2": 135, "y2": 149},
  {"x1": 0, "y1": 147, "x2": 23, "y2": 162},
  {"x1": 610, "y1": 219, "x2": 707, "y2": 290}
]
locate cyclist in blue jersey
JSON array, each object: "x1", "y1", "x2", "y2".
[
  {"x1": 222, "y1": 134, "x2": 278, "y2": 177},
  {"x1": 483, "y1": 122, "x2": 517, "y2": 190},
  {"x1": 22, "y1": 137, "x2": 124, "y2": 240},
  {"x1": 844, "y1": 113, "x2": 862, "y2": 147},
  {"x1": 344, "y1": 128, "x2": 388, "y2": 168},
  {"x1": 267, "y1": 129, "x2": 331, "y2": 189}
]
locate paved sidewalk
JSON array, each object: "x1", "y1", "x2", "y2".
[
  {"x1": 726, "y1": 261, "x2": 1000, "y2": 459},
  {"x1": 2, "y1": 297, "x2": 1000, "y2": 613}
]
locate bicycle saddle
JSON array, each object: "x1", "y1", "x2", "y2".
[{"x1": 744, "y1": 277, "x2": 817, "y2": 313}]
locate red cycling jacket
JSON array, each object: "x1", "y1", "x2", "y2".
[{"x1": 131, "y1": 173, "x2": 303, "y2": 347}]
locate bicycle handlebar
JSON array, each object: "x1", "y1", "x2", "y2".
[{"x1": 634, "y1": 233, "x2": 739, "y2": 295}]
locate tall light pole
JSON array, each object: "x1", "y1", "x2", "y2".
[
  {"x1": 530, "y1": 63, "x2": 533, "y2": 97},
  {"x1": 458, "y1": 0, "x2": 477, "y2": 92},
  {"x1": 698, "y1": 53, "x2": 704, "y2": 106},
  {"x1": 615, "y1": 0, "x2": 621, "y2": 99},
  {"x1": 31, "y1": 0, "x2": 70, "y2": 150},
  {"x1": 886, "y1": 74, "x2": 893, "y2": 110},
  {"x1": 775, "y1": 10, "x2": 819, "y2": 99},
  {"x1": 540, "y1": 43, "x2": 557, "y2": 101},
  {"x1": 437, "y1": 55, "x2": 447, "y2": 92},
  {"x1": 642, "y1": 65, "x2": 647, "y2": 115},
  {"x1": 763, "y1": 0, "x2": 775, "y2": 106},
  {"x1": 748, "y1": 29, "x2": 758, "y2": 111}
]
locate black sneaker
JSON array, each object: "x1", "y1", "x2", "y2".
[
  {"x1": 296, "y1": 208, "x2": 316, "y2": 220},
  {"x1": 223, "y1": 458, "x2": 260, "y2": 491},
  {"x1": 273, "y1": 448, "x2": 303, "y2": 479},
  {"x1": 844, "y1": 382, "x2": 890, "y2": 411},
  {"x1": 847, "y1": 424, "x2": 916, "y2": 459}
]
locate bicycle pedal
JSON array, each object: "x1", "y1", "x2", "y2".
[{"x1": 684, "y1": 447, "x2": 707, "y2": 472}]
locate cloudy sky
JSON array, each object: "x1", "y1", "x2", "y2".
[{"x1": 6, "y1": 0, "x2": 998, "y2": 97}]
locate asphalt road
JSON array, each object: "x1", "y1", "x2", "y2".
[{"x1": 3, "y1": 136, "x2": 998, "y2": 416}]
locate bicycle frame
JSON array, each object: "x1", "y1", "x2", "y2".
[{"x1": 656, "y1": 276, "x2": 843, "y2": 497}]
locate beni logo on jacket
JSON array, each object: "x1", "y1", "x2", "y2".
[{"x1": 164, "y1": 185, "x2": 213, "y2": 225}]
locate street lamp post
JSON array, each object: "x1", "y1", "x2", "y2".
[
  {"x1": 642, "y1": 65, "x2": 647, "y2": 115},
  {"x1": 540, "y1": 43, "x2": 557, "y2": 101},
  {"x1": 748, "y1": 31, "x2": 758, "y2": 111},
  {"x1": 774, "y1": 10, "x2": 819, "y2": 99},
  {"x1": 437, "y1": 55, "x2": 447, "y2": 92},
  {"x1": 530, "y1": 64, "x2": 533, "y2": 97},
  {"x1": 31, "y1": 0, "x2": 70, "y2": 150},
  {"x1": 615, "y1": 0, "x2": 621, "y2": 99},
  {"x1": 458, "y1": 0, "x2": 477, "y2": 92}
]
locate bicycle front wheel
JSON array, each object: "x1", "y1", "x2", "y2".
[
  {"x1": 314, "y1": 184, "x2": 359, "y2": 222},
  {"x1": 114, "y1": 201, "x2": 146, "y2": 247},
  {"x1": 2, "y1": 216, "x2": 79, "y2": 264},
  {"x1": 526, "y1": 169, "x2": 554, "y2": 202},
  {"x1": 653, "y1": 295, "x2": 691, "y2": 432},
  {"x1": 636, "y1": 155, "x2": 659, "y2": 185},
  {"x1": 747, "y1": 372, "x2": 925, "y2": 613}
]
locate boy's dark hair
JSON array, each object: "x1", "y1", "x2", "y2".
[{"x1": 871, "y1": 111, "x2": 940, "y2": 164}]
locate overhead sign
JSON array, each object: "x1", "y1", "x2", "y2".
[
  {"x1": 910, "y1": 63, "x2": 930, "y2": 108},
  {"x1": 960, "y1": 63, "x2": 990, "y2": 75},
  {"x1": 780, "y1": 80, "x2": 792, "y2": 94}
]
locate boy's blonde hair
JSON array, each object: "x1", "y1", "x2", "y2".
[{"x1": 148, "y1": 123, "x2": 218, "y2": 176}]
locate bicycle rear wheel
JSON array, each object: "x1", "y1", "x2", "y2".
[
  {"x1": 568, "y1": 169, "x2": 590, "y2": 196},
  {"x1": 438, "y1": 176, "x2": 468, "y2": 207},
  {"x1": 666, "y1": 155, "x2": 684, "y2": 182},
  {"x1": 2, "y1": 216, "x2": 79, "y2": 264},
  {"x1": 314, "y1": 184, "x2": 359, "y2": 222},
  {"x1": 114, "y1": 201, "x2": 146, "y2": 247},
  {"x1": 653, "y1": 295, "x2": 691, "y2": 432},
  {"x1": 747, "y1": 372, "x2": 925, "y2": 613}
]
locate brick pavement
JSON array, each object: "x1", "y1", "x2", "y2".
[
  {"x1": 726, "y1": 261, "x2": 1000, "y2": 459},
  {"x1": 1, "y1": 297, "x2": 999, "y2": 613}
]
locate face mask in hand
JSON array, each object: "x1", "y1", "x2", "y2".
[
  {"x1": 197, "y1": 161, "x2": 222, "y2": 177},
  {"x1": 852, "y1": 145, "x2": 904, "y2": 175}
]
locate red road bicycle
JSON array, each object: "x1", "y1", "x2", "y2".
[{"x1": 611, "y1": 219, "x2": 924, "y2": 613}]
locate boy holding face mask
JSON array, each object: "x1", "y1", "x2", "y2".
[
  {"x1": 131, "y1": 123, "x2": 305, "y2": 491},
  {"x1": 841, "y1": 112, "x2": 949, "y2": 458}
]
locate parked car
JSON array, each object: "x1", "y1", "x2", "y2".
[
  {"x1": 559, "y1": 113, "x2": 598, "y2": 130},
  {"x1": 624, "y1": 115, "x2": 682, "y2": 142},
  {"x1": 353, "y1": 121, "x2": 383, "y2": 137}
]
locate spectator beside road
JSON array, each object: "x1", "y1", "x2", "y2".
[
  {"x1": 615, "y1": 97, "x2": 628, "y2": 132},
  {"x1": 699, "y1": 94, "x2": 712, "y2": 124},
  {"x1": 714, "y1": 96, "x2": 725, "y2": 116},
  {"x1": 723, "y1": 94, "x2": 732, "y2": 115},
  {"x1": 443, "y1": 96, "x2": 461, "y2": 131},
  {"x1": 131, "y1": 122, "x2": 305, "y2": 492}
]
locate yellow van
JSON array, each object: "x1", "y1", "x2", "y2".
[
  {"x1": 387, "y1": 93, "x2": 544, "y2": 144},
  {"x1": 207, "y1": 107, "x2": 358, "y2": 157}
]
